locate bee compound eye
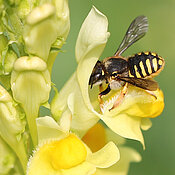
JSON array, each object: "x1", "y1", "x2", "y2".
[{"x1": 94, "y1": 73, "x2": 101, "y2": 79}]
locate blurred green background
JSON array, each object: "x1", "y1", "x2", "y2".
[{"x1": 52, "y1": 0, "x2": 175, "y2": 174}]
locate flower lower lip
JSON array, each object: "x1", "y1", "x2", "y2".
[{"x1": 101, "y1": 92, "x2": 119, "y2": 113}]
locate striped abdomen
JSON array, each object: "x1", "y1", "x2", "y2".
[{"x1": 128, "y1": 52, "x2": 164, "y2": 78}]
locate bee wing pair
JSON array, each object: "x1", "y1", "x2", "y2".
[
  {"x1": 117, "y1": 77, "x2": 158, "y2": 91},
  {"x1": 114, "y1": 15, "x2": 158, "y2": 91},
  {"x1": 114, "y1": 15, "x2": 148, "y2": 56}
]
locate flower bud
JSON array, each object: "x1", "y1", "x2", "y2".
[
  {"x1": 11, "y1": 56, "x2": 51, "y2": 146},
  {"x1": 0, "y1": 43, "x2": 18, "y2": 75},
  {"x1": 0, "y1": 85, "x2": 27, "y2": 172},
  {"x1": 16, "y1": 0, "x2": 37, "y2": 20},
  {"x1": 23, "y1": 0, "x2": 70, "y2": 61}
]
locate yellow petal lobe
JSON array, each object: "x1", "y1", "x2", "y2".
[
  {"x1": 82, "y1": 123, "x2": 106, "y2": 152},
  {"x1": 126, "y1": 88, "x2": 164, "y2": 118},
  {"x1": 27, "y1": 134, "x2": 87, "y2": 174},
  {"x1": 50, "y1": 134, "x2": 87, "y2": 169}
]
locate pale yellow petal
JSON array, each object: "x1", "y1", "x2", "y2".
[
  {"x1": 75, "y1": 6, "x2": 109, "y2": 63},
  {"x1": 95, "y1": 146, "x2": 141, "y2": 175},
  {"x1": 51, "y1": 73, "x2": 77, "y2": 121},
  {"x1": 102, "y1": 114, "x2": 145, "y2": 148},
  {"x1": 36, "y1": 116, "x2": 66, "y2": 144},
  {"x1": 76, "y1": 6, "x2": 109, "y2": 117},
  {"x1": 105, "y1": 128, "x2": 126, "y2": 146},
  {"x1": 51, "y1": 73, "x2": 99, "y2": 138},
  {"x1": 87, "y1": 142, "x2": 120, "y2": 168},
  {"x1": 67, "y1": 83, "x2": 99, "y2": 137},
  {"x1": 59, "y1": 107, "x2": 72, "y2": 132},
  {"x1": 61, "y1": 161, "x2": 96, "y2": 175},
  {"x1": 141, "y1": 118, "x2": 152, "y2": 131}
]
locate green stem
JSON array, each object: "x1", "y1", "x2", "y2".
[
  {"x1": 0, "y1": 134, "x2": 28, "y2": 174},
  {"x1": 24, "y1": 105, "x2": 39, "y2": 147},
  {"x1": 47, "y1": 50, "x2": 59, "y2": 75},
  {"x1": 13, "y1": 139, "x2": 28, "y2": 173}
]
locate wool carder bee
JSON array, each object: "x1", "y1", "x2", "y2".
[{"x1": 89, "y1": 16, "x2": 164, "y2": 111}]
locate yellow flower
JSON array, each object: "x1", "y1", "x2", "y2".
[
  {"x1": 27, "y1": 116, "x2": 120, "y2": 175},
  {"x1": 75, "y1": 7, "x2": 164, "y2": 147},
  {"x1": 91, "y1": 86, "x2": 164, "y2": 147},
  {"x1": 51, "y1": 5, "x2": 164, "y2": 148},
  {"x1": 51, "y1": 6, "x2": 109, "y2": 137},
  {"x1": 82, "y1": 123, "x2": 141, "y2": 175}
]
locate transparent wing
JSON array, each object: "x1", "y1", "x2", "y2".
[
  {"x1": 114, "y1": 16, "x2": 148, "y2": 56},
  {"x1": 118, "y1": 77, "x2": 158, "y2": 91}
]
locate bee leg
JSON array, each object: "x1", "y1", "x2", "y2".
[
  {"x1": 98, "y1": 84, "x2": 104, "y2": 106},
  {"x1": 98, "y1": 85, "x2": 103, "y2": 109},
  {"x1": 109, "y1": 83, "x2": 128, "y2": 111},
  {"x1": 145, "y1": 90, "x2": 157, "y2": 99},
  {"x1": 98, "y1": 85, "x2": 111, "y2": 110},
  {"x1": 99, "y1": 84, "x2": 103, "y2": 93}
]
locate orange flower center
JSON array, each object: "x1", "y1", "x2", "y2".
[{"x1": 82, "y1": 123, "x2": 106, "y2": 152}]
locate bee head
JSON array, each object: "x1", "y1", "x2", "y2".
[{"x1": 89, "y1": 61, "x2": 105, "y2": 88}]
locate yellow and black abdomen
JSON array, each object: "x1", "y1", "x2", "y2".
[{"x1": 128, "y1": 52, "x2": 164, "y2": 79}]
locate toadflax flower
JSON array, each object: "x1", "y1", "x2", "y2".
[
  {"x1": 51, "y1": 6, "x2": 164, "y2": 147},
  {"x1": 27, "y1": 116, "x2": 120, "y2": 175},
  {"x1": 51, "y1": 6, "x2": 109, "y2": 137},
  {"x1": 11, "y1": 56, "x2": 51, "y2": 146},
  {"x1": 23, "y1": 0, "x2": 70, "y2": 64},
  {"x1": 82, "y1": 123, "x2": 141, "y2": 175}
]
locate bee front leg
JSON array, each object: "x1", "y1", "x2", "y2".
[
  {"x1": 109, "y1": 83, "x2": 128, "y2": 111},
  {"x1": 98, "y1": 84, "x2": 111, "y2": 111}
]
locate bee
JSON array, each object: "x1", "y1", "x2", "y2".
[{"x1": 89, "y1": 16, "x2": 164, "y2": 111}]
